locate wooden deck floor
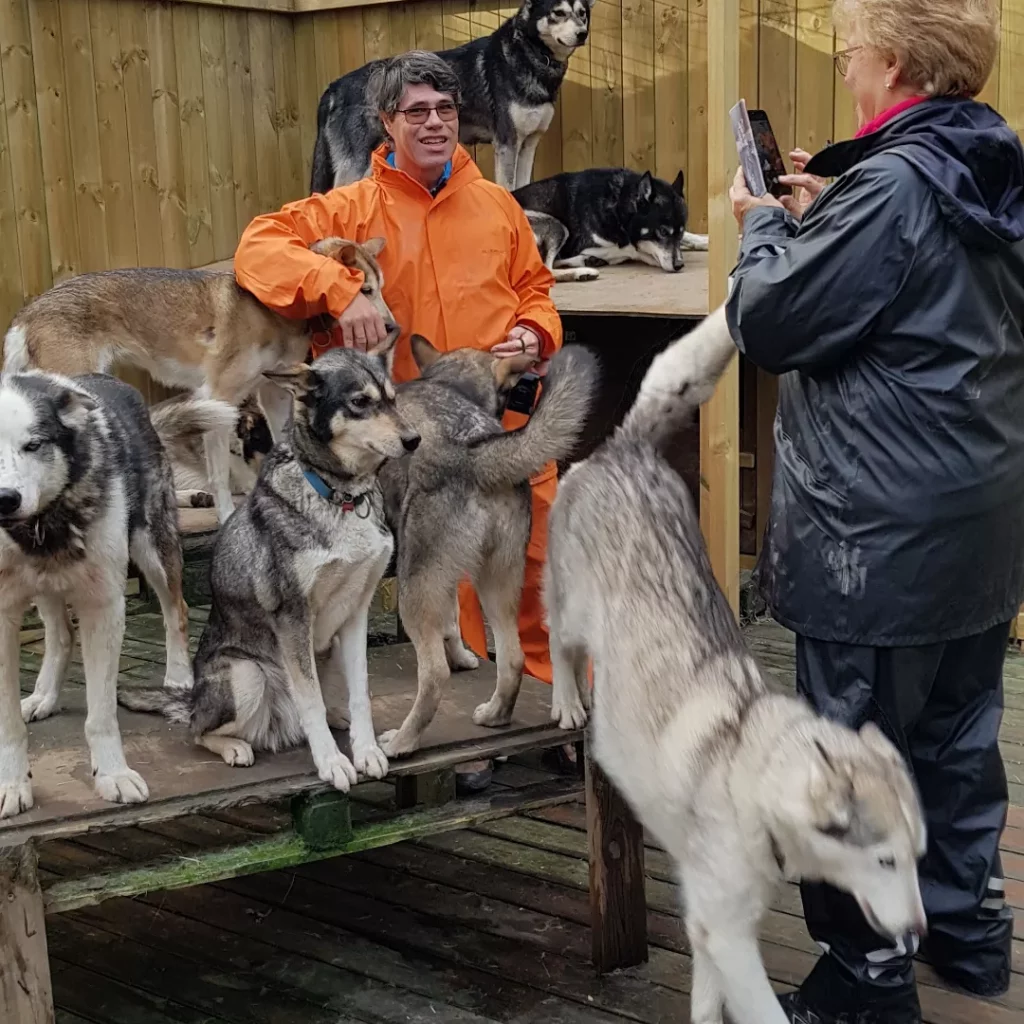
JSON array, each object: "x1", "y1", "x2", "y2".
[{"x1": 21, "y1": 612, "x2": 1024, "y2": 1024}]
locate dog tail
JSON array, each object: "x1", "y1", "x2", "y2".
[
  {"x1": 117, "y1": 686, "x2": 193, "y2": 725},
  {"x1": 465, "y1": 345, "x2": 601, "y2": 490},
  {"x1": 621, "y1": 304, "x2": 738, "y2": 454},
  {"x1": 150, "y1": 396, "x2": 239, "y2": 447},
  {"x1": 3, "y1": 324, "x2": 32, "y2": 373}
]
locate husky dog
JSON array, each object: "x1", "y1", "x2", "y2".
[
  {"x1": 542, "y1": 307, "x2": 928, "y2": 1024},
  {"x1": 514, "y1": 168, "x2": 710, "y2": 282},
  {"x1": 149, "y1": 392, "x2": 274, "y2": 509},
  {"x1": 0, "y1": 371, "x2": 194, "y2": 817},
  {"x1": 374, "y1": 337, "x2": 599, "y2": 758},
  {"x1": 3, "y1": 237, "x2": 395, "y2": 525},
  {"x1": 309, "y1": 0, "x2": 593, "y2": 193},
  {"x1": 119, "y1": 337, "x2": 420, "y2": 792}
]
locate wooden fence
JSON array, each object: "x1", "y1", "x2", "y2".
[{"x1": 0, "y1": 0, "x2": 1022, "y2": 347}]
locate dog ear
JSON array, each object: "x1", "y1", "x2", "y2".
[
  {"x1": 637, "y1": 170, "x2": 653, "y2": 204},
  {"x1": 310, "y1": 237, "x2": 362, "y2": 268},
  {"x1": 361, "y1": 236, "x2": 387, "y2": 258},
  {"x1": 55, "y1": 387, "x2": 97, "y2": 429},
  {"x1": 672, "y1": 169, "x2": 685, "y2": 196},
  {"x1": 808, "y1": 737, "x2": 853, "y2": 834},
  {"x1": 368, "y1": 324, "x2": 401, "y2": 374},
  {"x1": 410, "y1": 333, "x2": 442, "y2": 371},
  {"x1": 263, "y1": 364, "x2": 319, "y2": 398},
  {"x1": 494, "y1": 353, "x2": 535, "y2": 386}
]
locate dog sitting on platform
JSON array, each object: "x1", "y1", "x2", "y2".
[
  {"x1": 119, "y1": 338, "x2": 420, "y2": 793},
  {"x1": 0, "y1": 370, "x2": 194, "y2": 818}
]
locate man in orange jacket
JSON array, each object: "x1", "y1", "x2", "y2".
[{"x1": 233, "y1": 50, "x2": 567, "y2": 790}]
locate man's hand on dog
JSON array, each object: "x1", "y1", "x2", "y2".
[{"x1": 338, "y1": 293, "x2": 389, "y2": 351}]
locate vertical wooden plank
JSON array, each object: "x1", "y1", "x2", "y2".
[
  {"x1": 832, "y1": 49, "x2": 857, "y2": 141},
  {"x1": 686, "y1": 0, "x2": 708, "y2": 231},
  {"x1": 758, "y1": 0, "x2": 795, "y2": 158},
  {"x1": 29, "y1": 0, "x2": 80, "y2": 282},
  {"x1": 704, "y1": 0, "x2": 740, "y2": 614},
  {"x1": 622, "y1": 0, "x2": 655, "y2": 171},
  {"x1": 561, "y1": 6, "x2": 593, "y2": 173},
  {"x1": 590, "y1": 0, "x2": 623, "y2": 167},
  {"x1": 272, "y1": 13, "x2": 303, "y2": 205},
  {"x1": 586, "y1": 746, "x2": 648, "y2": 973},
  {"x1": 362, "y1": 4, "x2": 392, "y2": 60},
  {"x1": 173, "y1": 2, "x2": 214, "y2": 266},
  {"x1": 118, "y1": 0, "x2": 164, "y2": 267},
  {"x1": 654, "y1": 0, "x2": 687, "y2": 186},
  {"x1": 147, "y1": 1, "x2": 189, "y2": 268},
  {"x1": 0, "y1": 0, "x2": 49, "y2": 304},
  {"x1": 60, "y1": 0, "x2": 110, "y2": 274},
  {"x1": 739, "y1": 0, "x2": 759, "y2": 108},
  {"x1": 90, "y1": 0, "x2": 139, "y2": 271},
  {"x1": 0, "y1": 845, "x2": 54, "y2": 1024},
  {"x1": 198, "y1": 7, "x2": 237, "y2": 259},
  {"x1": 1000, "y1": 0, "x2": 1023, "y2": 141},
  {"x1": 795, "y1": 0, "x2": 833, "y2": 152},
  {"x1": 224, "y1": 11, "x2": 259, "y2": 234},
  {"x1": 337, "y1": 8, "x2": 365, "y2": 73},
  {"x1": 389, "y1": 2, "x2": 418, "y2": 52},
  {"x1": 0, "y1": 42, "x2": 23, "y2": 330},
  {"x1": 313, "y1": 10, "x2": 342, "y2": 89},
  {"x1": 413, "y1": 1, "x2": 446, "y2": 51},
  {"x1": 294, "y1": 15, "x2": 320, "y2": 194},
  {"x1": 441, "y1": 0, "x2": 475, "y2": 162},
  {"x1": 248, "y1": 12, "x2": 280, "y2": 213}
]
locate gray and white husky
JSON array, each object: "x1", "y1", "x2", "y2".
[
  {"x1": 309, "y1": 0, "x2": 593, "y2": 193},
  {"x1": 543, "y1": 306, "x2": 928, "y2": 1024},
  {"x1": 119, "y1": 336, "x2": 420, "y2": 792},
  {"x1": 0, "y1": 371, "x2": 194, "y2": 818}
]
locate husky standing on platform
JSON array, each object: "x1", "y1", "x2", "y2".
[
  {"x1": 542, "y1": 306, "x2": 928, "y2": 1024},
  {"x1": 0, "y1": 371, "x2": 194, "y2": 818},
  {"x1": 120, "y1": 338, "x2": 421, "y2": 792}
]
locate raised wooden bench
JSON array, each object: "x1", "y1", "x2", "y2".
[{"x1": 2, "y1": 631, "x2": 649, "y2": 1022}]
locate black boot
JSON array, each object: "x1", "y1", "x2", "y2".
[{"x1": 778, "y1": 988, "x2": 922, "y2": 1024}]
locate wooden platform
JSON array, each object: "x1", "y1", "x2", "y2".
[{"x1": 11, "y1": 614, "x2": 1024, "y2": 1023}]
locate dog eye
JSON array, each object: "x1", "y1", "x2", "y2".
[
  {"x1": 878, "y1": 855, "x2": 896, "y2": 870},
  {"x1": 22, "y1": 439, "x2": 43, "y2": 453},
  {"x1": 817, "y1": 823, "x2": 849, "y2": 840},
  {"x1": 361, "y1": 285, "x2": 373, "y2": 295},
  {"x1": 351, "y1": 394, "x2": 374, "y2": 409}
]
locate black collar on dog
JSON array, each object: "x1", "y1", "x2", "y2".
[{"x1": 303, "y1": 469, "x2": 371, "y2": 517}]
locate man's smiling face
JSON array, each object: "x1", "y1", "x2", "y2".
[{"x1": 383, "y1": 83, "x2": 459, "y2": 184}]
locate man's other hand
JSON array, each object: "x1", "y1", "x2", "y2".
[
  {"x1": 491, "y1": 324, "x2": 541, "y2": 360},
  {"x1": 339, "y1": 293, "x2": 388, "y2": 351}
]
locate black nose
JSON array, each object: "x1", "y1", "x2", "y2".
[
  {"x1": 402, "y1": 434, "x2": 421, "y2": 452},
  {"x1": 0, "y1": 488, "x2": 22, "y2": 516}
]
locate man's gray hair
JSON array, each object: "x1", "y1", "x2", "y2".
[{"x1": 367, "y1": 50, "x2": 462, "y2": 117}]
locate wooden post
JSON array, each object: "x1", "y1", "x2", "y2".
[
  {"x1": 394, "y1": 769, "x2": 456, "y2": 810},
  {"x1": 0, "y1": 844, "x2": 54, "y2": 1024},
  {"x1": 702, "y1": 0, "x2": 742, "y2": 617},
  {"x1": 585, "y1": 745, "x2": 647, "y2": 973}
]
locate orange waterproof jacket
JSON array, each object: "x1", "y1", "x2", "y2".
[
  {"x1": 233, "y1": 144, "x2": 562, "y2": 381},
  {"x1": 233, "y1": 144, "x2": 563, "y2": 684}
]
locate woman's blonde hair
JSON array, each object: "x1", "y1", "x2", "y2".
[{"x1": 833, "y1": 0, "x2": 999, "y2": 98}]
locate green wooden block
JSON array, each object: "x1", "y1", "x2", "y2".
[{"x1": 292, "y1": 790, "x2": 353, "y2": 850}]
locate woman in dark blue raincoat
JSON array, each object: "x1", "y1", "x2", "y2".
[{"x1": 727, "y1": 1, "x2": 1024, "y2": 1021}]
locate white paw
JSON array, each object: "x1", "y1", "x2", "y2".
[
  {"x1": 219, "y1": 739, "x2": 255, "y2": 767},
  {"x1": 551, "y1": 695, "x2": 589, "y2": 730},
  {"x1": 163, "y1": 669, "x2": 194, "y2": 692},
  {"x1": 0, "y1": 776, "x2": 33, "y2": 818},
  {"x1": 318, "y1": 751, "x2": 358, "y2": 792},
  {"x1": 574, "y1": 268, "x2": 600, "y2": 281},
  {"x1": 94, "y1": 768, "x2": 149, "y2": 805},
  {"x1": 21, "y1": 691, "x2": 58, "y2": 723},
  {"x1": 473, "y1": 697, "x2": 513, "y2": 728},
  {"x1": 377, "y1": 728, "x2": 418, "y2": 759},
  {"x1": 446, "y1": 642, "x2": 479, "y2": 671},
  {"x1": 353, "y1": 741, "x2": 389, "y2": 780}
]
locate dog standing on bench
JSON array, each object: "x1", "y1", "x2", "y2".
[{"x1": 0, "y1": 370, "x2": 193, "y2": 818}]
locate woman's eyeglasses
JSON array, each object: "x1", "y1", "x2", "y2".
[
  {"x1": 396, "y1": 101, "x2": 460, "y2": 125},
  {"x1": 833, "y1": 46, "x2": 862, "y2": 77}
]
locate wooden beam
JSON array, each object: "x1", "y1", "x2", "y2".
[
  {"x1": 0, "y1": 844, "x2": 53, "y2": 1023},
  {"x1": 702, "y1": 0, "x2": 741, "y2": 616}
]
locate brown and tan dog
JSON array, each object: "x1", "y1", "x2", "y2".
[{"x1": 2, "y1": 237, "x2": 395, "y2": 524}]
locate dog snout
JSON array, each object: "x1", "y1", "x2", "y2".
[
  {"x1": 401, "y1": 432, "x2": 421, "y2": 453},
  {"x1": 0, "y1": 487, "x2": 22, "y2": 517}
]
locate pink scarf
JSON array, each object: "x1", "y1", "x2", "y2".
[{"x1": 854, "y1": 95, "x2": 929, "y2": 139}]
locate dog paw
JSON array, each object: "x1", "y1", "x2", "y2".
[
  {"x1": 219, "y1": 739, "x2": 255, "y2": 767},
  {"x1": 0, "y1": 777, "x2": 33, "y2": 818},
  {"x1": 21, "y1": 691, "x2": 58, "y2": 723},
  {"x1": 353, "y1": 741, "x2": 389, "y2": 780},
  {"x1": 573, "y1": 268, "x2": 600, "y2": 281},
  {"x1": 446, "y1": 641, "x2": 479, "y2": 671},
  {"x1": 551, "y1": 696, "x2": 589, "y2": 730},
  {"x1": 377, "y1": 728, "x2": 419, "y2": 759},
  {"x1": 94, "y1": 768, "x2": 149, "y2": 805},
  {"x1": 318, "y1": 751, "x2": 358, "y2": 792},
  {"x1": 163, "y1": 669, "x2": 194, "y2": 692},
  {"x1": 473, "y1": 698, "x2": 514, "y2": 729},
  {"x1": 191, "y1": 491, "x2": 215, "y2": 508}
]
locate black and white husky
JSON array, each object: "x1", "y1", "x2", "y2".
[
  {"x1": 513, "y1": 168, "x2": 710, "y2": 281},
  {"x1": 309, "y1": 0, "x2": 593, "y2": 193},
  {"x1": 120, "y1": 338, "x2": 422, "y2": 793},
  {"x1": 0, "y1": 371, "x2": 194, "y2": 818}
]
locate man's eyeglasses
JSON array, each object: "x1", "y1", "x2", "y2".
[
  {"x1": 833, "y1": 46, "x2": 862, "y2": 77},
  {"x1": 395, "y1": 101, "x2": 460, "y2": 125}
]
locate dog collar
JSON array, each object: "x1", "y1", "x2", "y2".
[{"x1": 303, "y1": 469, "x2": 370, "y2": 516}]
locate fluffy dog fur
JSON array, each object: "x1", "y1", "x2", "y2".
[
  {"x1": 542, "y1": 306, "x2": 928, "y2": 1024},
  {"x1": 375, "y1": 337, "x2": 599, "y2": 757},
  {"x1": 0, "y1": 371, "x2": 193, "y2": 818}
]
